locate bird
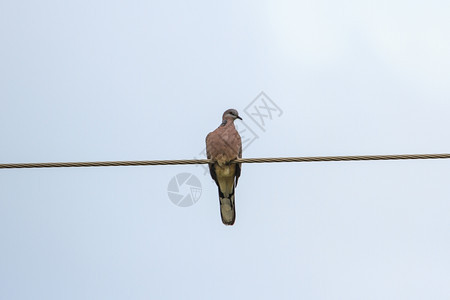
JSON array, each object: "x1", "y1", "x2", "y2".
[{"x1": 205, "y1": 109, "x2": 243, "y2": 225}]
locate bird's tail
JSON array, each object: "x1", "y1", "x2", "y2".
[{"x1": 218, "y1": 185, "x2": 235, "y2": 226}]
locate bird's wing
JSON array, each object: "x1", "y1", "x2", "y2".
[
  {"x1": 235, "y1": 133, "x2": 242, "y2": 186},
  {"x1": 205, "y1": 131, "x2": 219, "y2": 186}
]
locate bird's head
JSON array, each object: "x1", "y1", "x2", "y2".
[{"x1": 222, "y1": 109, "x2": 242, "y2": 121}]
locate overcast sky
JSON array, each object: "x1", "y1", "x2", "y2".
[{"x1": 1, "y1": 0, "x2": 449, "y2": 299}]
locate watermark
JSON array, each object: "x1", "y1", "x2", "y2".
[
  {"x1": 167, "y1": 173, "x2": 202, "y2": 207},
  {"x1": 244, "y1": 91, "x2": 283, "y2": 132},
  {"x1": 168, "y1": 91, "x2": 283, "y2": 206}
]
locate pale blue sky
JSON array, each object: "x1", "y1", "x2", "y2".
[{"x1": 1, "y1": 1, "x2": 449, "y2": 299}]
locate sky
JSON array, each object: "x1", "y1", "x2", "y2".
[{"x1": 1, "y1": 0, "x2": 449, "y2": 299}]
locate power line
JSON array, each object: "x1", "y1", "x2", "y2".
[{"x1": 1, "y1": 153, "x2": 449, "y2": 169}]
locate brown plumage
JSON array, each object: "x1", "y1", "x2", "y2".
[{"x1": 205, "y1": 109, "x2": 242, "y2": 225}]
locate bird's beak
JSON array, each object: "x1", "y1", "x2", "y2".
[{"x1": 237, "y1": 115, "x2": 242, "y2": 120}]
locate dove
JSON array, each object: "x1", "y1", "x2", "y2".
[{"x1": 206, "y1": 109, "x2": 243, "y2": 225}]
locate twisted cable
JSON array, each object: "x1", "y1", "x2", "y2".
[{"x1": 1, "y1": 153, "x2": 449, "y2": 169}]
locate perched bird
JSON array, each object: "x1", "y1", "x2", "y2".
[{"x1": 205, "y1": 109, "x2": 243, "y2": 225}]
